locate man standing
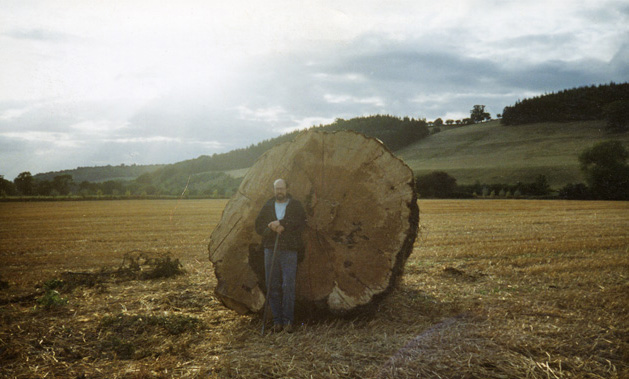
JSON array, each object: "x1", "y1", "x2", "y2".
[{"x1": 255, "y1": 179, "x2": 306, "y2": 333}]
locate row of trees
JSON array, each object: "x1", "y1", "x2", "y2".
[
  {"x1": 416, "y1": 171, "x2": 553, "y2": 199},
  {"x1": 501, "y1": 82, "x2": 629, "y2": 131},
  {"x1": 8, "y1": 110, "x2": 484, "y2": 195},
  {"x1": 15, "y1": 115, "x2": 431, "y2": 193},
  {"x1": 33, "y1": 163, "x2": 164, "y2": 183},
  {"x1": 429, "y1": 105, "x2": 493, "y2": 127},
  {"x1": 0, "y1": 171, "x2": 242, "y2": 198},
  {"x1": 325, "y1": 115, "x2": 429, "y2": 151},
  {"x1": 415, "y1": 141, "x2": 629, "y2": 200},
  {"x1": 4, "y1": 141, "x2": 626, "y2": 200}
]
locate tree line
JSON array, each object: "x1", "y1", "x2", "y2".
[
  {"x1": 415, "y1": 141, "x2": 629, "y2": 200},
  {"x1": 2, "y1": 115, "x2": 431, "y2": 199},
  {"x1": 33, "y1": 163, "x2": 165, "y2": 183},
  {"x1": 169, "y1": 114, "x2": 429, "y2": 174},
  {"x1": 0, "y1": 171, "x2": 242, "y2": 199},
  {"x1": 429, "y1": 105, "x2": 492, "y2": 128},
  {"x1": 5, "y1": 141, "x2": 627, "y2": 201},
  {"x1": 323, "y1": 115, "x2": 429, "y2": 151},
  {"x1": 501, "y1": 82, "x2": 629, "y2": 131},
  {"x1": 3, "y1": 94, "x2": 626, "y2": 200}
]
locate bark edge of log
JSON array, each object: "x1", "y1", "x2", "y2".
[{"x1": 208, "y1": 130, "x2": 420, "y2": 317}]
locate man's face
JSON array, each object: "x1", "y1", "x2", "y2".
[{"x1": 274, "y1": 181, "x2": 287, "y2": 201}]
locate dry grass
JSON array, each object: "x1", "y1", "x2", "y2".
[{"x1": 1, "y1": 199, "x2": 628, "y2": 378}]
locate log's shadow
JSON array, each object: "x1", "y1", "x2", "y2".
[{"x1": 247, "y1": 243, "x2": 266, "y2": 289}]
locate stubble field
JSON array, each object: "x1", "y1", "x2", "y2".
[{"x1": 0, "y1": 199, "x2": 628, "y2": 378}]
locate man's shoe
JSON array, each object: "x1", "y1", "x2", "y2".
[
  {"x1": 270, "y1": 324, "x2": 283, "y2": 333},
  {"x1": 284, "y1": 324, "x2": 295, "y2": 333}
]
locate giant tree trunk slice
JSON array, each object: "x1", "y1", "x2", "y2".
[{"x1": 208, "y1": 130, "x2": 419, "y2": 316}]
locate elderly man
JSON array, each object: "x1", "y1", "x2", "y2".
[{"x1": 255, "y1": 179, "x2": 306, "y2": 333}]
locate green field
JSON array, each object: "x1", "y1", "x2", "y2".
[{"x1": 398, "y1": 120, "x2": 629, "y2": 187}]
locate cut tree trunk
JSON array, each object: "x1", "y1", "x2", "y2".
[{"x1": 208, "y1": 130, "x2": 419, "y2": 316}]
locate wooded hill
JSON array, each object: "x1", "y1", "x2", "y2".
[
  {"x1": 501, "y1": 82, "x2": 629, "y2": 125},
  {"x1": 7, "y1": 82, "x2": 625, "y2": 199},
  {"x1": 146, "y1": 115, "x2": 427, "y2": 176},
  {"x1": 120, "y1": 115, "x2": 429, "y2": 196},
  {"x1": 27, "y1": 116, "x2": 428, "y2": 197},
  {"x1": 34, "y1": 164, "x2": 165, "y2": 183}
]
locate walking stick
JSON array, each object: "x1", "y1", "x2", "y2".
[{"x1": 261, "y1": 233, "x2": 280, "y2": 336}]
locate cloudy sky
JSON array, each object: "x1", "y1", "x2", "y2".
[{"x1": 1, "y1": 0, "x2": 628, "y2": 180}]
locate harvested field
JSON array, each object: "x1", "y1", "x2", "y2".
[{"x1": 0, "y1": 199, "x2": 628, "y2": 378}]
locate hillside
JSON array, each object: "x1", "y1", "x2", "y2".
[
  {"x1": 398, "y1": 119, "x2": 629, "y2": 187},
  {"x1": 501, "y1": 82, "x2": 629, "y2": 125},
  {"x1": 5, "y1": 115, "x2": 428, "y2": 197},
  {"x1": 34, "y1": 164, "x2": 166, "y2": 183},
  {"x1": 11, "y1": 114, "x2": 629, "y2": 198},
  {"x1": 153, "y1": 115, "x2": 428, "y2": 176},
  {"x1": 109, "y1": 115, "x2": 429, "y2": 196}
]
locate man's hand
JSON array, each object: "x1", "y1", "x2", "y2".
[{"x1": 268, "y1": 220, "x2": 284, "y2": 234}]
